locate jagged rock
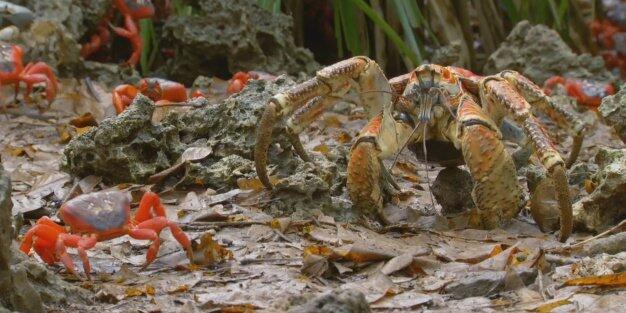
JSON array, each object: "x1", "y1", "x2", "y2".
[
  {"x1": 11, "y1": 0, "x2": 110, "y2": 75},
  {"x1": 61, "y1": 94, "x2": 183, "y2": 183},
  {"x1": 432, "y1": 167, "x2": 474, "y2": 215},
  {"x1": 287, "y1": 289, "x2": 371, "y2": 313},
  {"x1": 483, "y1": 21, "x2": 613, "y2": 84},
  {"x1": 162, "y1": 0, "x2": 318, "y2": 84},
  {"x1": 573, "y1": 147, "x2": 626, "y2": 232},
  {"x1": 599, "y1": 85, "x2": 626, "y2": 143},
  {"x1": 0, "y1": 165, "x2": 43, "y2": 313},
  {"x1": 444, "y1": 268, "x2": 536, "y2": 299}
]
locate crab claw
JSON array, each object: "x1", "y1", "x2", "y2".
[{"x1": 254, "y1": 100, "x2": 279, "y2": 189}]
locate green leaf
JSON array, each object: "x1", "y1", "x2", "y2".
[
  {"x1": 348, "y1": 0, "x2": 420, "y2": 66},
  {"x1": 139, "y1": 18, "x2": 155, "y2": 76}
]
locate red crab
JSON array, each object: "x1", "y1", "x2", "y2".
[
  {"x1": 113, "y1": 77, "x2": 187, "y2": 114},
  {"x1": 20, "y1": 190, "x2": 192, "y2": 278},
  {"x1": 544, "y1": 76, "x2": 615, "y2": 109},
  {"x1": 0, "y1": 42, "x2": 58, "y2": 102},
  {"x1": 590, "y1": 0, "x2": 626, "y2": 76},
  {"x1": 226, "y1": 71, "x2": 275, "y2": 95},
  {"x1": 111, "y1": 0, "x2": 155, "y2": 66}
]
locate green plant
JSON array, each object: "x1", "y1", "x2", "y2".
[
  {"x1": 259, "y1": 0, "x2": 282, "y2": 14},
  {"x1": 139, "y1": 18, "x2": 158, "y2": 76}
]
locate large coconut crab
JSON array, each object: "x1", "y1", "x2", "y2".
[{"x1": 254, "y1": 57, "x2": 587, "y2": 242}]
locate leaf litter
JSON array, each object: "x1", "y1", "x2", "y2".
[{"x1": 3, "y1": 77, "x2": 626, "y2": 312}]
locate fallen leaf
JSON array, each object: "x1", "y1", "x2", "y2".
[
  {"x1": 191, "y1": 233, "x2": 234, "y2": 265},
  {"x1": 179, "y1": 146, "x2": 213, "y2": 163},
  {"x1": 381, "y1": 253, "x2": 426, "y2": 277},
  {"x1": 301, "y1": 254, "x2": 329, "y2": 277},
  {"x1": 70, "y1": 112, "x2": 98, "y2": 127},
  {"x1": 56, "y1": 125, "x2": 72, "y2": 143},
  {"x1": 236, "y1": 176, "x2": 279, "y2": 191},
  {"x1": 535, "y1": 299, "x2": 572, "y2": 313},
  {"x1": 564, "y1": 272, "x2": 626, "y2": 287},
  {"x1": 76, "y1": 126, "x2": 93, "y2": 136},
  {"x1": 313, "y1": 144, "x2": 330, "y2": 155},
  {"x1": 336, "y1": 131, "x2": 352, "y2": 143}
]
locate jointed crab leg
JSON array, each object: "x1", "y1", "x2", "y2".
[
  {"x1": 480, "y1": 77, "x2": 573, "y2": 242},
  {"x1": 454, "y1": 96, "x2": 521, "y2": 229},
  {"x1": 498, "y1": 70, "x2": 586, "y2": 168},
  {"x1": 255, "y1": 56, "x2": 393, "y2": 189}
]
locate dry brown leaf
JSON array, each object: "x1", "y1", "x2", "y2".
[
  {"x1": 56, "y1": 125, "x2": 72, "y2": 143},
  {"x1": 333, "y1": 242, "x2": 396, "y2": 263},
  {"x1": 125, "y1": 285, "x2": 155, "y2": 298},
  {"x1": 301, "y1": 254, "x2": 329, "y2": 277},
  {"x1": 191, "y1": 233, "x2": 234, "y2": 265},
  {"x1": 237, "y1": 176, "x2": 279, "y2": 191},
  {"x1": 313, "y1": 144, "x2": 330, "y2": 155},
  {"x1": 168, "y1": 284, "x2": 189, "y2": 294},
  {"x1": 69, "y1": 112, "x2": 98, "y2": 127},
  {"x1": 76, "y1": 126, "x2": 93, "y2": 136},
  {"x1": 381, "y1": 253, "x2": 426, "y2": 277},
  {"x1": 564, "y1": 272, "x2": 626, "y2": 287},
  {"x1": 535, "y1": 299, "x2": 572, "y2": 313},
  {"x1": 336, "y1": 131, "x2": 352, "y2": 143},
  {"x1": 472, "y1": 244, "x2": 520, "y2": 271},
  {"x1": 323, "y1": 115, "x2": 343, "y2": 128},
  {"x1": 269, "y1": 217, "x2": 292, "y2": 233}
]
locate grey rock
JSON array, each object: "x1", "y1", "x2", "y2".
[
  {"x1": 483, "y1": 21, "x2": 613, "y2": 84},
  {"x1": 162, "y1": 0, "x2": 318, "y2": 84},
  {"x1": 573, "y1": 147, "x2": 626, "y2": 232},
  {"x1": 0, "y1": 165, "x2": 43, "y2": 313},
  {"x1": 61, "y1": 94, "x2": 183, "y2": 183},
  {"x1": 288, "y1": 289, "x2": 371, "y2": 313},
  {"x1": 445, "y1": 268, "x2": 536, "y2": 299},
  {"x1": 599, "y1": 85, "x2": 626, "y2": 143},
  {"x1": 432, "y1": 167, "x2": 474, "y2": 215}
]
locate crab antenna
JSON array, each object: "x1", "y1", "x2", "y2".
[
  {"x1": 422, "y1": 125, "x2": 436, "y2": 209},
  {"x1": 389, "y1": 119, "x2": 423, "y2": 171}
]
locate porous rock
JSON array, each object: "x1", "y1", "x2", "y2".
[
  {"x1": 162, "y1": 0, "x2": 318, "y2": 84},
  {"x1": 287, "y1": 289, "x2": 371, "y2": 313},
  {"x1": 483, "y1": 21, "x2": 613, "y2": 84},
  {"x1": 61, "y1": 94, "x2": 183, "y2": 183},
  {"x1": 12, "y1": 0, "x2": 110, "y2": 75},
  {"x1": 598, "y1": 85, "x2": 626, "y2": 143},
  {"x1": 573, "y1": 147, "x2": 626, "y2": 232}
]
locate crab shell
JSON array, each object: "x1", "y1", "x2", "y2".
[{"x1": 59, "y1": 191, "x2": 133, "y2": 239}]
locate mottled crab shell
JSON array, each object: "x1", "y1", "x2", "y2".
[
  {"x1": 0, "y1": 43, "x2": 16, "y2": 73},
  {"x1": 59, "y1": 191, "x2": 131, "y2": 233}
]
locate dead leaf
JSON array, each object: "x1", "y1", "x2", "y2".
[
  {"x1": 237, "y1": 176, "x2": 279, "y2": 191},
  {"x1": 56, "y1": 125, "x2": 72, "y2": 143},
  {"x1": 535, "y1": 299, "x2": 572, "y2": 313},
  {"x1": 269, "y1": 217, "x2": 292, "y2": 233},
  {"x1": 313, "y1": 144, "x2": 330, "y2": 155},
  {"x1": 125, "y1": 285, "x2": 155, "y2": 298},
  {"x1": 191, "y1": 233, "x2": 234, "y2": 265},
  {"x1": 179, "y1": 146, "x2": 213, "y2": 163},
  {"x1": 381, "y1": 253, "x2": 426, "y2": 277},
  {"x1": 336, "y1": 131, "x2": 352, "y2": 143},
  {"x1": 76, "y1": 126, "x2": 93, "y2": 136},
  {"x1": 564, "y1": 272, "x2": 626, "y2": 287},
  {"x1": 472, "y1": 244, "x2": 520, "y2": 271},
  {"x1": 70, "y1": 112, "x2": 98, "y2": 127},
  {"x1": 301, "y1": 254, "x2": 329, "y2": 277}
]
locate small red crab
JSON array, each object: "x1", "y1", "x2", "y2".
[
  {"x1": 0, "y1": 42, "x2": 58, "y2": 102},
  {"x1": 227, "y1": 71, "x2": 275, "y2": 95},
  {"x1": 20, "y1": 190, "x2": 192, "y2": 278},
  {"x1": 544, "y1": 76, "x2": 615, "y2": 109},
  {"x1": 110, "y1": 0, "x2": 156, "y2": 67},
  {"x1": 113, "y1": 77, "x2": 187, "y2": 113}
]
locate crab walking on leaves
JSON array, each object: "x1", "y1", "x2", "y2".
[
  {"x1": 0, "y1": 42, "x2": 58, "y2": 103},
  {"x1": 20, "y1": 190, "x2": 192, "y2": 279},
  {"x1": 255, "y1": 56, "x2": 582, "y2": 242}
]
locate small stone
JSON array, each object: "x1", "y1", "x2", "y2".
[
  {"x1": 287, "y1": 289, "x2": 371, "y2": 313},
  {"x1": 599, "y1": 85, "x2": 626, "y2": 143},
  {"x1": 432, "y1": 167, "x2": 474, "y2": 215}
]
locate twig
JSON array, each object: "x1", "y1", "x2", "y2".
[{"x1": 551, "y1": 219, "x2": 626, "y2": 254}]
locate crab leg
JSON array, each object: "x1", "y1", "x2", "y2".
[
  {"x1": 454, "y1": 96, "x2": 521, "y2": 229},
  {"x1": 255, "y1": 56, "x2": 393, "y2": 189},
  {"x1": 347, "y1": 113, "x2": 413, "y2": 222},
  {"x1": 55, "y1": 233, "x2": 97, "y2": 277},
  {"x1": 134, "y1": 191, "x2": 167, "y2": 223},
  {"x1": 499, "y1": 71, "x2": 586, "y2": 168},
  {"x1": 20, "y1": 62, "x2": 58, "y2": 102},
  {"x1": 130, "y1": 216, "x2": 192, "y2": 267},
  {"x1": 480, "y1": 77, "x2": 573, "y2": 242}
]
